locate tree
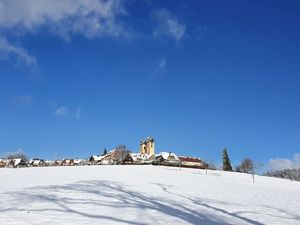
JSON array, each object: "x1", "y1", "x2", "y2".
[
  {"x1": 235, "y1": 165, "x2": 241, "y2": 172},
  {"x1": 115, "y1": 144, "x2": 131, "y2": 162},
  {"x1": 6, "y1": 153, "x2": 28, "y2": 162},
  {"x1": 222, "y1": 148, "x2": 232, "y2": 171},
  {"x1": 205, "y1": 160, "x2": 216, "y2": 170},
  {"x1": 102, "y1": 148, "x2": 107, "y2": 156},
  {"x1": 239, "y1": 158, "x2": 254, "y2": 173}
]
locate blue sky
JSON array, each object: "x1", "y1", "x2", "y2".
[{"x1": 1, "y1": 0, "x2": 300, "y2": 170}]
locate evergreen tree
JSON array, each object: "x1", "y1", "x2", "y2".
[
  {"x1": 102, "y1": 148, "x2": 107, "y2": 156},
  {"x1": 222, "y1": 148, "x2": 232, "y2": 171}
]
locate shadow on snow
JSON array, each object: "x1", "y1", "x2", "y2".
[{"x1": 1, "y1": 180, "x2": 297, "y2": 224}]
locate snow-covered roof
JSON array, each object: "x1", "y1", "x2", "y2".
[
  {"x1": 107, "y1": 149, "x2": 117, "y2": 155},
  {"x1": 33, "y1": 160, "x2": 41, "y2": 166},
  {"x1": 13, "y1": 158, "x2": 22, "y2": 166},
  {"x1": 178, "y1": 156, "x2": 202, "y2": 163},
  {"x1": 130, "y1": 153, "x2": 152, "y2": 161},
  {"x1": 30, "y1": 159, "x2": 44, "y2": 166},
  {"x1": 92, "y1": 155, "x2": 105, "y2": 162},
  {"x1": 74, "y1": 159, "x2": 83, "y2": 164},
  {"x1": 156, "y1": 152, "x2": 179, "y2": 160}
]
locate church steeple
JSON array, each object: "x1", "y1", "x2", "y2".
[{"x1": 139, "y1": 137, "x2": 155, "y2": 156}]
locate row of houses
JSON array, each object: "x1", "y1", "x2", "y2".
[
  {"x1": 1, "y1": 138, "x2": 206, "y2": 169},
  {"x1": 89, "y1": 149, "x2": 207, "y2": 169},
  {"x1": 0, "y1": 152, "x2": 206, "y2": 169},
  {"x1": 0, "y1": 158, "x2": 28, "y2": 168},
  {"x1": 0, "y1": 158, "x2": 87, "y2": 168}
]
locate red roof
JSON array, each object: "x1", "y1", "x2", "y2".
[{"x1": 178, "y1": 156, "x2": 202, "y2": 163}]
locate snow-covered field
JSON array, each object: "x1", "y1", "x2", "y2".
[{"x1": 1, "y1": 166, "x2": 300, "y2": 225}]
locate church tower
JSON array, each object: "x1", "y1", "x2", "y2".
[{"x1": 140, "y1": 137, "x2": 155, "y2": 156}]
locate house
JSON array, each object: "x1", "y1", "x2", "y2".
[
  {"x1": 30, "y1": 158, "x2": 46, "y2": 167},
  {"x1": 62, "y1": 159, "x2": 75, "y2": 166},
  {"x1": 131, "y1": 153, "x2": 155, "y2": 165},
  {"x1": 121, "y1": 153, "x2": 134, "y2": 165},
  {"x1": 73, "y1": 159, "x2": 84, "y2": 166},
  {"x1": 154, "y1": 152, "x2": 181, "y2": 166},
  {"x1": 94, "y1": 149, "x2": 130, "y2": 165},
  {"x1": 0, "y1": 158, "x2": 6, "y2": 168},
  {"x1": 89, "y1": 155, "x2": 105, "y2": 165},
  {"x1": 54, "y1": 160, "x2": 63, "y2": 166},
  {"x1": 6, "y1": 158, "x2": 28, "y2": 168},
  {"x1": 178, "y1": 156, "x2": 206, "y2": 169},
  {"x1": 45, "y1": 160, "x2": 55, "y2": 166}
]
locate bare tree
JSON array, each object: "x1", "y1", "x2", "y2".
[
  {"x1": 115, "y1": 144, "x2": 131, "y2": 162},
  {"x1": 205, "y1": 160, "x2": 216, "y2": 170},
  {"x1": 239, "y1": 158, "x2": 254, "y2": 173},
  {"x1": 6, "y1": 153, "x2": 28, "y2": 161}
]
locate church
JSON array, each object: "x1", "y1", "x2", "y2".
[{"x1": 139, "y1": 137, "x2": 155, "y2": 156}]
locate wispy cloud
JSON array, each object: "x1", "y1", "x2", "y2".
[
  {"x1": 0, "y1": 0, "x2": 129, "y2": 39},
  {"x1": 0, "y1": 36, "x2": 37, "y2": 68},
  {"x1": 0, "y1": 0, "x2": 130, "y2": 66},
  {"x1": 152, "y1": 9, "x2": 186, "y2": 43},
  {"x1": 152, "y1": 58, "x2": 167, "y2": 75},
  {"x1": 55, "y1": 106, "x2": 69, "y2": 117},
  {"x1": 268, "y1": 153, "x2": 300, "y2": 171},
  {"x1": 14, "y1": 94, "x2": 33, "y2": 106},
  {"x1": 54, "y1": 105, "x2": 82, "y2": 119}
]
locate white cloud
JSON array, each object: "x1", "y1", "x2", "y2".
[
  {"x1": 0, "y1": 0, "x2": 128, "y2": 39},
  {"x1": 152, "y1": 9, "x2": 186, "y2": 43},
  {"x1": 54, "y1": 106, "x2": 82, "y2": 119},
  {"x1": 0, "y1": 0, "x2": 129, "y2": 66},
  {"x1": 55, "y1": 106, "x2": 69, "y2": 117},
  {"x1": 152, "y1": 58, "x2": 167, "y2": 75},
  {"x1": 0, "y1": 36, "x2": 37, "y2": 67},
  {"x1": 268, "y1": 154, "x2": 300, "y2": 171}
]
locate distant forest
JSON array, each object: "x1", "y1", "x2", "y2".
[{"x1": 264, "y1": 168, "x2": 300, "y2": 182}]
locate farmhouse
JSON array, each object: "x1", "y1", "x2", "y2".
[
  {"x1": 121, "y1": 153, "x2": 134, "y2": 165},
  {"x1": 90, "y1": 149, "x2": 130, "y2": 165},
  {"x1": 62, "y1": 159, "x2": 75, "y2": 166},
  {"x1": 6, "y1": 158, "x2": 28, "y2": 168},
  {"x1": 154, "y1": 152, "x2": 181, "y2": 166},
  {"x1": 178, "y1": 156, "x2": 206, "y2": 169},
  {"x1": 0, "y1": 159, "x2": 6, "y2": 168},
  {"x1": 45, "y1": 160, "x2": 55, "y2": 166},
  {"x1": 90, "y1": 155, "x2": 105, "y2": 164},
  {"x1": 131, "y1": 153, "x2": 155, "y2": 165},
  {"x1": 30, "y1": 158, "x2": 46, "y2": 167},
  {"x1": 54, "y1": 160, "x2": 63, "y2": 166}
]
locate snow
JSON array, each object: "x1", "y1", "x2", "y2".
[
  {"x1": 0, "y1": 166, "x2": 300, "y2": 225},
  {"x1": 91, "y1": 155, "x2": 105, "y2": 161},
  {"x1": 13, "y1": 158, "x2": 22, "y2": 166},
  {"x1": 156, "y1": 152, "x2": 179, "y2": 160},
  {"x1": 130, "y1": 153, "x2": 152, "y2": 161}
]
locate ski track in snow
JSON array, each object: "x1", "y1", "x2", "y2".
[{"x1": 1, "y1": 165, "x2": 300, "y2": 225}]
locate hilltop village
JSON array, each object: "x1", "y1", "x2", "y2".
[{"x1": 0, "y1": 137, "x2": 206, "y2": 169}]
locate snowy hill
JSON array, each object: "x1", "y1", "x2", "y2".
[{"x1": 1, "y1": 165, "x2": 300, "y2": 225}]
